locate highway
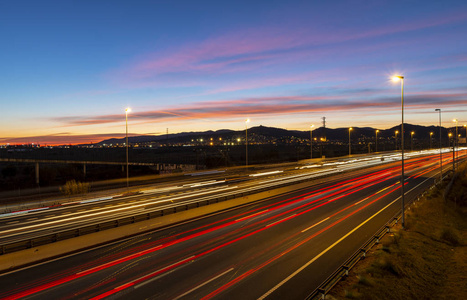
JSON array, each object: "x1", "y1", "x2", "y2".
[
  {"x1": 0, "y1": 149, "x2": 465, "y2": 299},
  {"x1": 0, "y1": 152, "x2": 404, "y2": 246}
]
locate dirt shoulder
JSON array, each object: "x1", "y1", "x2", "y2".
[{"x1": 328, "y1": 165, "x2": 467, "y2": 300}]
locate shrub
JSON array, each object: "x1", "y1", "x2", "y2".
[{"x1": 60, "y1": 180, "x2": 90, "y2": 196}]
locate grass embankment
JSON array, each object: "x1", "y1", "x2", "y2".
[{"x1": 329, "y1": 164, "x2": 467, "y2": 300}]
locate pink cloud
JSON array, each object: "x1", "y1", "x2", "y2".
[
  {"x1": 107, "y1": 9, "x2": 466, "y2": 86},
  {"x1": 0, "y1": 133, "x2": 127, "y2": 146},
  {"x1": 50, "y1": 90, "x2": 467, "y2": 128}
]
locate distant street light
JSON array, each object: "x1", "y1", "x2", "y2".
[
  {"x1": 464, "y1": 124, "x2": 467, "y2": 146},
  {"x1": 392, "y1": 75, "x2": 405, "y2": 228},
  {"x1": 395, "y1": 130, "x2": 399, "y2": 150},
  {"x1": 435, "y1": 109, "x2": 442, "y2": 180},
  {"x1": 349, "y1": 127, "x2": 353, "y2": 156},
  {"x1": 310, "y1": 124, "x2": 315, "y2": 159},
  {"x1": 411, "y1": 131, "x2": 415, "y2": 151},
  {"x1": 453, "y1": 119, "x2": 458, "y2": 170},
  {"x1": 125, "y1": 107, "x2": 131, "y2": 188},
  {"x1": 375, "y1": 129, "x2": 379, "y2": 152},
  {"x1": 430, "y1": 132, "x2": 433, "y2": 149},
  {"x1": 245, "y1": 119, "x2": 250, "y2": 166}
]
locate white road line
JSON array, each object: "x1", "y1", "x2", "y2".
[
  {"x1": 172, "y1": 268, "x2": 234, "y2": 300},
  {"x1": 259, "y1": 174, "x2": 435, "y2": 299},
  {"x1": 301, "y1": 217, "x2": 329, "y2": 233}
]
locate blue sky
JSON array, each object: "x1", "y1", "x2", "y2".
[{"x1": 1, "y1": 0, "x2": 466, "y2": 144}]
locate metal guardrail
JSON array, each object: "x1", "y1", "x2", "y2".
[
  {"x1": 0, "y1": 168, "x2": 345, "y2": 255},
  {"x1": 305, "y1": 181, "x2": 436, "y2": 300}
]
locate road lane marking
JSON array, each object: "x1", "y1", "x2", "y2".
[
  {"x1": 258, "y1": 173, "x2": 436, "y2": 300},
  {"x1": 301, "y1": 217, "x2": 329, "y2": 233},
  {"x1": 172, "y1": 268, "x2": 234, "y2": 300}
]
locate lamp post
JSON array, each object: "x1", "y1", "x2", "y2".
[
  {"x1": 392, "y1": 75, "x2": 405, "y2": 228},
  {"x1": 411, "y1": 131, "x2": 415, "y2": 151},
  {"x1": 245, "y1": 119, "x2": 250, "y2": 166},
  {"x1": 310, "y1": 124, "x2": 314, "y2": 159},
  {"x1": 453, "y1": 119, "x2": 458, "y2": 170},
  {"x1": 429, "y1": 132, "x2": 433, "y2": 149},
  {"x1": 375, "y1": 129, "x2": 379, "y2": 152},
  {"x1": 435, "y1": 109, "x2": 442, "y2": 180},
  {"x1": 395, "y1": 130, "x2": 399, "y2": 150},
  {"x1": 349, "y1": 127, "x2": 353, "y2": 156},
  {"x1": 125, "y1": 107, "x2": 131, "y2": 188},
  {"x1": 464, "y1": 124, "x2": 467, "y2": 146},
  {"x1": 449, "y1": 132, "x2": 454, "y2": 172}
]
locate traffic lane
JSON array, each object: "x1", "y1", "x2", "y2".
[
  {"x1": 0, "y1": 166, "x2": 402, "y2": 298},
  {"x1": 0, "y1": 184, "x2": 247, "y2": 243}
]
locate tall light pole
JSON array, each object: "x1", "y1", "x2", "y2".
[
  {"x1": 349, "y1": 127, "x2": 353, "y2": 156},
  {"x1": 435, "y1": 109, "x2": 442, "y2": 180},
  {"x1": 449, "y1": 132, "x2": 454, "y2": 172},
  {"x1": 411, "y1": 131, "x2": 415, "y2": 151},
  {"x1": 375, "y1": 129, "x2": 379, "y2": 152},
  {"x1": 395, "y1": 130, "x2": 399, "y2": 150},
  {"x1": 310, "y1": 124, "x2": 314, "y2": 159},
  {"x1": 125, "y1": 108, "x2": 131, "y2": 188},
  {"x1": 464, "y1": 124, "x2": 467, "y2": 146},
  {"x1": 392, "y1": 75, "x2": 405, "y2": 228},
  {"x1": 245, "y1": 118, "x2": 250, "y2": 167},
  {"x1": 453, "y1": 119, "x2": 458, "y2": 170},
  {"x1": 429, "y1": 132, "x2": 433, "y2": 149}
]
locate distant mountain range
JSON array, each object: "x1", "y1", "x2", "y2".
[{"x1": 90, "y1": 124, "x2": 455, "y2": 146}]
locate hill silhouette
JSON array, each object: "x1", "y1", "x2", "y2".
[{"x1": 93, "y1": 124, "x2": 456, "y2": 146}]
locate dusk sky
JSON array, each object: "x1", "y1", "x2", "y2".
[{"x1": 1, "y1": 0, "x2": 466, "y2": 145}]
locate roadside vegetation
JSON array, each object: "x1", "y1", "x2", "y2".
[
  {"x1": 60, "y1": 180, "x2": 90, "y2": 196},
  {"x1": 328, "y1": 163, "x2": 467, "y2": 299}
]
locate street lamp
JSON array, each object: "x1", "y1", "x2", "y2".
[
  {"x1": 392, "y1": 75, "x2": 405, "y2": 228},
  {"x1": 395, "y1": 130, "x2": 399, "y2": 150},
  {"x1": 449, "y1": 132, "x2": 454, "y2": 171},
  {"x1": 310, "y1": 125, "x2": 314, "y2": 159},
  {"x1": 245, "y1": 118, "x2": 250, "y2": 166},
  {"x1": 464, "y1": 124, "x2": 467, "y2": 146},
  {"x1": 435, "y1": 109, "x2": 442, "y2": 180},
  {"x1": 349, "y1": 127, "x2": 353, "y2": 156},
  {"x1": 125, "y1": 107, "x2": 131, "y2": 188},
  {"x1": 430, "y1": 132, "x2": 433, "y2": 149},
  {"x1": 375, "y1": 129, "x2": 379, "y2": 152},
  {"x1": 453, "y1": 119, "x2": 458, "y2": 170},
  {"x1": 411, "y1": 131, "x2": 415, "y2": 151}
]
